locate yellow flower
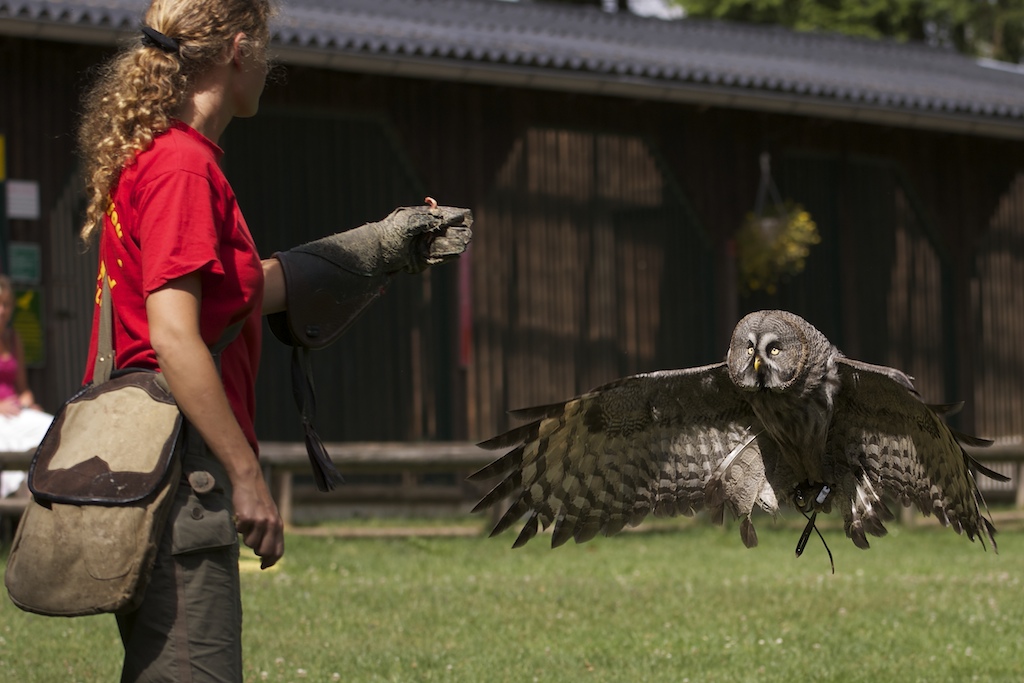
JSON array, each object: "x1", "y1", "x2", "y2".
[{"x1": 736, "y1": 201, "x2": 819, "y2": 295}]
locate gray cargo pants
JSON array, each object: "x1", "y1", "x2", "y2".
[{"x1": 116, "y1": 426, "x2": 242, "y2": 683}]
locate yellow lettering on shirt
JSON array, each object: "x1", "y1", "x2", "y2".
[
  {"x1": 105, "y1": 197, "x2": 123, "y2": 239},
  {"x1": 95, "y1": 196, "x2": 124, "y2": 304},
  {"x1": 94, "y1": 261, "x2": 118, "y2": 305}
]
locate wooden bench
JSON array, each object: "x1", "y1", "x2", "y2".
[
  {"x1": 0, "y1": 449, "x2": 34, "y2": 473},
  {"x1": 0, "y1": 443, "x2": 496, "y2": 532},
  {"x1": 258, "y1": 441, "x2": 495, "y2": 526},
  {"x1": 0, "y1": 450, "x2": 34, "y2": 542},
  {"x1": 0, "y1": 442, "x2": 496, "y2": 531}
]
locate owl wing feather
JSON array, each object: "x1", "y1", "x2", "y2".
[
  {"x1": 470, "y1": 363, "x2": 773, "y2": 548},
  {"x1": 828, "y1": 357, "x2": 1003, "y2": 550}
]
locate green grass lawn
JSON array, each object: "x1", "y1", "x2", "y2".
[{"x1": 2, "y1": 518, "x2": 1022, "y2": 682}]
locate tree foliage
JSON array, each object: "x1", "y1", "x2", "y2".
[{"x1": 673, "y1": 0, "x2": 1024, "y2": 63}]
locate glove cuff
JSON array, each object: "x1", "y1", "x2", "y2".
[{"x1": 268, "y1": 250, "x2": 389, "y2": 349}]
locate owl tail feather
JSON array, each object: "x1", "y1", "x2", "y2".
[
  {"x1": 512, "y1": 513, "x2": 540, "y2": 548},
  {"x1": 966, "y1": 470, "x2": 1000, "y2": 553},
  {"x1": 486, "y1": 494, "x2": 529, "y2": 537},
  {"x1": 843, "y1": 478, "x2": 894, "y2": 550},
  {"x1": 977, "y1": 517, "x2": 999, "y2": 553},
  {"x1": 740, "y1": 516, "x2": 758, "y2": 548},
  {"x1": 704, "y1": 479, "x2": 724, "y2": 508},
  {"x1": 963, "y1": 450, "x2": 1010, "y2": 483},
  {"x1": 470, "y1": 446, "x2": 525, "y2": 507}
]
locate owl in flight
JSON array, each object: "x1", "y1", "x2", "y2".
[{"x1": 471, "y1": 310, "x2": 1005, "y2": 559}]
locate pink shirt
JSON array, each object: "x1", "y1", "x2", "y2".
[{"x1": 0, "y1": 352, "x2": 17, "y2": 402}]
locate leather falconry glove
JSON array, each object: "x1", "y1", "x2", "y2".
[
  {"x1": 269, "y1": 203, "x2": 472, "y2": 349},
  {"x1": 268, "y1": 202, "x2": 473, "y2": 492}
]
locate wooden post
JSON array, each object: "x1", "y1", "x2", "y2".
[{"x1": 1017, "y1": 462, "x2": 1024, "y2": 510}]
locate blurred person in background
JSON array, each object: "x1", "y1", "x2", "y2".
[{"x1": 0, "y1": 274, "x2": 52, "y2": 498}]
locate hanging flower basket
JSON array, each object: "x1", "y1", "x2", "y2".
[{"x1": 736, "y1": 201, "x2": 820, "y2": 295}]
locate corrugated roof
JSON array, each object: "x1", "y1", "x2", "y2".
[{"x1": 3, "y1": 0, "x2": 1024, "y2": 137}]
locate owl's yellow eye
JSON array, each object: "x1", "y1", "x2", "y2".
[
  {"x1": 770, "y1": 347, "x2": 780, "y2": 356},
  {"x1": 747, "y1": 346, "x2": 754, "y2": 356}
]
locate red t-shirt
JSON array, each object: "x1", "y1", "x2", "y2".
[{"x1": 83, "y1": 120, "x2": 264, "y2": 452}]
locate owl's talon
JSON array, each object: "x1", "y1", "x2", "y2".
[{"x1": 793, "y1": 482, "x2": 832, "y2": 512}]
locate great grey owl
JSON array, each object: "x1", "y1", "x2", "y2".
[{"x1": 471, "y1": 309, "x2": 1004, "y2": 558}]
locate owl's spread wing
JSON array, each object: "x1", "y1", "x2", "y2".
[
  {"x1": 470, "y1": 364, "x2": 774, "y2": 548},
  {"x1": 828, "y1": 357, "x2": 1003, "y2": 549}
]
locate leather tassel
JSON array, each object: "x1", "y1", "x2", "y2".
[
  {"x1": 290, "y1": 346, "x2": 344, "y2": 491},
  {"x1": 303, "y1": 419, "x2": 343, "y2": 491}
]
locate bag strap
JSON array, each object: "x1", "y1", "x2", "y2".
[
  {"x1": 93, "y1": 278, "x2": 115, "y2": 384},
  {"x1": 210, "y1": 320, "x2": 246, "y2": 359},
  {"x1": 91, "y1": 275, "x2": 245, "y2": 386}
]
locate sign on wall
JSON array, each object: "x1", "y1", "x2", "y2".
[
  {"x1": 12, "y1": 287, "x2": 44, "y2": 367},
  {"x1": 5, "y1": 180, "x2": 40, "y2": 220},
  {"x1": 9, "y1": 242, "x2": 41, "y2": 285}
]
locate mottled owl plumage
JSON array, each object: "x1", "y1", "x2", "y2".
[{"x1": 471, "y1": 310, "x2": 1004, "y2": 554}]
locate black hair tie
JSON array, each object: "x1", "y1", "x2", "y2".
[{"x1": 140, "y1": 25, "x2": 180, "y2": 54}]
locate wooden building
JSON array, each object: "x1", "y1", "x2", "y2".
[{"x1": 1, "y1": 0, "x2": 1023, "y2": 455}]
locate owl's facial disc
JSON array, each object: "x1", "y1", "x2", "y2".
[
  {"x1": 728, "y1": 311, "x2": 807, "y2": 393},
  {"x1": 729, "y1": 314, "x2": 801, "y2": 391}
]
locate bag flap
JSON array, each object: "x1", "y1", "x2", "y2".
[{"x1": 29, "y1": 371, "x2": 182, "y2": 505}]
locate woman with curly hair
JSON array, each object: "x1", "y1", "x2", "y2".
[
  {"x1": 75, "y1": 0, "x2": 470, "y2": 679},
  {"x1": 78, "y1": 1, "x2": 282, "y2": 679}
]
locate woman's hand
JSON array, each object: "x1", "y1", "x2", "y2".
[{"x1": 228, "y1": 461, "x2": 284, "y2": 569}]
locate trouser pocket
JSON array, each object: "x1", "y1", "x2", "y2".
[
  {"x1": 169, "y1": 484, "x2": 236, "y2": 555},
  {"x1": 170, "y1": 425, "x2": 236, "y2": 555}
]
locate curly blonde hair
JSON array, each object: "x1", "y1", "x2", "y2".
[{"x1": 77, "y1": 0, "x2": 274, "y2": 243}]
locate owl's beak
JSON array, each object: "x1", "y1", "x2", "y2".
[{"x1": 753, "y1": 355, "x2": 762, "y2": 372}]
